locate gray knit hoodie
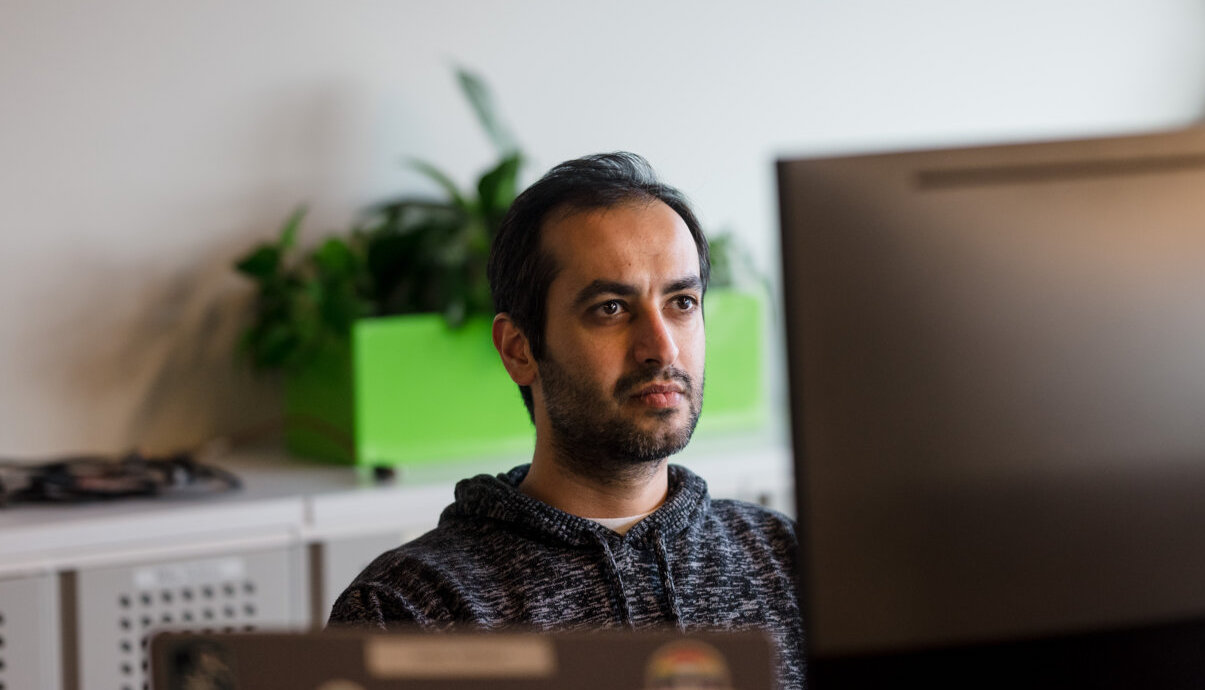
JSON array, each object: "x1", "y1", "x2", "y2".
[{"x1": 328, "y1": 464, "x2": 803, "y2": 688}]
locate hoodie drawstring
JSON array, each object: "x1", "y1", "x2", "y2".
[
  {"x1": 593, "y1": 533, "x2": 635, "y2": 628},
  {"x1": 653, "y1": 531, "x2": 684, "y2": 631}
]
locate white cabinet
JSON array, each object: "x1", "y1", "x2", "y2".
[
  {"x1": 0, "y1": 572, "x2": 61, "y2": 690},
  {"x1": 72, "y1": 546, "x2": 307, "y2": 690},
  {"x1": 0, "y1": 438, "x2": 792, "y2": 688}
]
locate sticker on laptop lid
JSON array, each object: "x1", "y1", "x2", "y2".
[
  {"x1": 643, "y1": 639, "x2": 736, "y2": 690},
  {"x1": 366, "y1": 634, "x2": 556, "y2": 679}
]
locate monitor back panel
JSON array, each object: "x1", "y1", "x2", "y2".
[{"x1": 778, "y1": 127, "x2": 1205, "y2": 661}]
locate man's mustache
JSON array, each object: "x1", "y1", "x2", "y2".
[{"x1": 613, "y1": 366, "x2": 694, "y2": 399}]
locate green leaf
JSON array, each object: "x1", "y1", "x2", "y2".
[
  {"x1": 457, "y1": 67, "x2": 516, "y2": 155},
  {"x1": 313, "y1": 237, "x2": 358, "y2": 277},
  {"x1": 443, "y1": 296, "x2": 467, "y2": 327},
  {"x1": 279, "y1": 205, "x2": 306, "y2": 249},
  {"x1": 253, "y1": 323, "x2": 300, "y2": 369},
  {"x1": 477, "y1": 153, "x2": 521, "y2": 228},
  {"x1": 409, "y1": 159, "x2": 468, "y2": 210},
  {"x1": 377, "y1": 198, "x2": 462, "y2": 228},
  {"x1": 319, "y1": 285, "x2": 363, "y2": 334},
  {"x1": 234, "y1": 246, "x2": 281, "y2": 280}
]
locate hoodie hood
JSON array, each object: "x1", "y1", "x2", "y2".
[
  {"x1": 440, "y1": 463, "x2": 710, "y2": 630},
  {"x1": 440, "y1": 464, "x2": 712, "y2": 550}
]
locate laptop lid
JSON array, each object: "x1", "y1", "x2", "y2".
[{"x1": 151, "y1": 629, "x2": 775, "y2": 690}]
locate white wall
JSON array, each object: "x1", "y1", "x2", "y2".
[{"x1": 2, "y1": 0, "x2": 1203, "y2": 456}]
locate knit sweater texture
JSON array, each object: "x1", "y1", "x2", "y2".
[{"x1": 328, "y1": 464, "x2": 803, "y2": 688}]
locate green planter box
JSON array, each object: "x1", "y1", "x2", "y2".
[
  {"x1": 698, "y1": 290, "x2": 767, "y2": 434},
  {"x1": 283, "y1": 289, "x2": 766, "y2": 466}
]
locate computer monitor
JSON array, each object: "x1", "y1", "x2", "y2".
[{"x1": 778, "y1": 126, "x2": 1205, "y2": 688}]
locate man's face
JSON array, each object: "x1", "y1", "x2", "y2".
[{"x1": 533, "y1": 199, "x2": 705, "y2": 482}]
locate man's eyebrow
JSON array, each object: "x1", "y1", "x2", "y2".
[
  {"x1": 572, "y1": 280, "x2": 638, "y2": 309},
  {"x1": 664, "y1": 276, "x2": 704, "y2": 294},
  {"x1": 571, "y1": 276, "x2": 704, "y2": 309}
]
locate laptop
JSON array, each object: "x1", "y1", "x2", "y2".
[{"x1": 150, "y1": 628, "x2": 776, "y2": 689}]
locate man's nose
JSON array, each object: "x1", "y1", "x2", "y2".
[{"x1": 633, "y1": 308, "x2": 679, "y2": 366}]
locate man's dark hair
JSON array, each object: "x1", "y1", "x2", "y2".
[{"x1": 487, "y1": 152, "x2": 711, "y2": 420}]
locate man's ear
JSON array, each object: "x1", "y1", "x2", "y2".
[{"x1": 492, "y1": 313, "x2": 536, "y2": 386}]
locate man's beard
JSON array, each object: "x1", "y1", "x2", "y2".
[{"x1": 537, "y1": 355, "x2": 703, "y2": 486}]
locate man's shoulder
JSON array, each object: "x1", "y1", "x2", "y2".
[
  {"x1": 697, "y1": 497, "x2": 797, "y2": 555},
  {"x1": 327, "y1": 515, "x2": 509, "y2": 628},
  {"x1": 707, "y1": 497, "x2": 796, "y2": 532},
  {"x1": 355, "y1": 514, "x2": 503, "y2": 581}
]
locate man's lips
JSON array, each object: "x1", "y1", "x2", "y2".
[{"x1": 632, "y1": 383, "x2": 685, "y2": 408}]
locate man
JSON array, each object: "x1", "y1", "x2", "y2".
[{"x1": 329, "y1": 153, "x2": 801, "y2": 688}]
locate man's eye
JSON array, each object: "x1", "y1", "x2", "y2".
[
  {"x1": 597, "y1": 300, "x2": 622, "y2": 316},
  {"x1": 672, "y1": 295, "x2": 698, "y2": 311}
]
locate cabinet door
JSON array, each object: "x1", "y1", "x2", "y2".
[
  {"x1": 72, "y1": 545, "x2": 307, "y2": 690},
  {"x1": 0, "y1": 573, "x2": 61, "y2": 690}
]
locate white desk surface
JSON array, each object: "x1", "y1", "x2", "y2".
[{"x1": 0, "y1": 430, "x2": 792, "y2": 576}]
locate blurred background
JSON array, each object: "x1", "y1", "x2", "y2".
[{"x1": 2, "y1": 0, "x2": 1204, "y2": 458}]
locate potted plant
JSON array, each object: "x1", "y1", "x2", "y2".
[{"x1": 234, "y1": 70, "x2": 766, "y2": 467}]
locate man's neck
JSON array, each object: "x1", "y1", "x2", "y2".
[{"x1": 519, "y1": 448, "x2": 670, "y2": 519}]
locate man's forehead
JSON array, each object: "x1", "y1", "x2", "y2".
[
  {"x1": 539, "y1": 199, "x2": 698, "y2": 270},
  {"x1": 540, "y1": 200, "x2": 662, "y2": 244}
]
